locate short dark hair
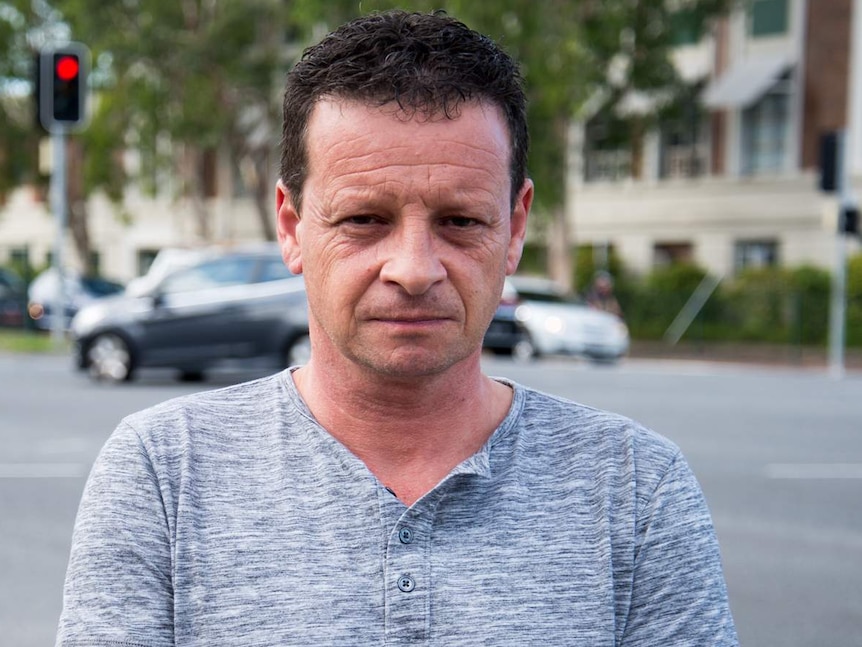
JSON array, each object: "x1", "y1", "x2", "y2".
[{"x1": 280, "y1": 10, "x2": 529, "y2": 211}]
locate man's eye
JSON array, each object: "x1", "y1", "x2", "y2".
[
  {"x1": 444, "y1": 216, "x2": 480, "y2": 228},
  {"x1": 342, "y1": 215, "x2": 381, "y2": 226}
]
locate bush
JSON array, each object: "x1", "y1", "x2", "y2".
[
  {"x1": 528, "y1": 248, "x2": 859, "y2": 347},
  {"x1": 847, "y1": 253, "x2": 862, "y2": 346},
  {"x1": 612, "y1": 262, "x2": 839, "y2": 346},
  {"x1": 623, "y1": 264, "x2": 710, "y2": 339}
]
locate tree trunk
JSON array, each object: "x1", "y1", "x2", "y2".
[
  {"x1": 547, "y1": 205, "x2": 573, "y2": 292},
  {"x1": 248, "y1": 149, "x2": 276, "y2": 241},
  {"x1": 181, "y1": 146, "x2": 211, "y2": 241}
]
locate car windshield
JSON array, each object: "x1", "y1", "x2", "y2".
[
  {"x1": 515, "y1": 288, "x2": 583, "y2": 305},
  {"x1": 81, "y1": 277, "x2": 125, "y2": 296}
]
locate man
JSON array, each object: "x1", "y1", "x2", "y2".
[
  {"x1": 57, "y1": 10, "x2": 738, "y2": 646},
  {"x1": 585, "y1": 270, "x2": 624, "y2": 318}
]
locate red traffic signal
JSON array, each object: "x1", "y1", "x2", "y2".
[
  {"x1": 55, "y1": 55, "x2": 80, "y2": 82},
  {"x1": 37, "y1": 43, "x2": 89, "y2": 131}
]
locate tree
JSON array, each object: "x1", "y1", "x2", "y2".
[
  {"x1": 2, "y1": 1, "x2": 733, "y2": 275},
  {"x1": 287, "y1": 0, "x2": 732, "y2": 288},
  {"x1": 0, "y1": 1, "x2": 47, "y2": 206},
  {"x1": 52, "y1": 0, "x2": 295, "y2": 247}
]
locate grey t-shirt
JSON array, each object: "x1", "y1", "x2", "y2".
[{"x1": 57, "y1": 371, "x2": 738, "y2": 646}]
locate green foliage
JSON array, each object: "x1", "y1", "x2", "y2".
[
  {"x1": 0, "y1": 1, "x2": 43, "y2": 201},
  {"x1": 848, "y1": 252, "x2": 862, "y2": 347},
  {"x1": 0, "y1": 329, "x2": 56, "y2": 353},
  {"x1": 622, "y1": 263, "x2": 710, "y2": 338},
  {"x1": 0, "y1": 0, "x2": 734, "y2": 257},
  {"x1": 518, "y1": 243, "x2": 547, "y2": 277},
  {"x1": 608, "y1": 260, "x2": 850, "y2": 347},
  {"x1": 570, "y1": 244, "x2": 628, "y2": 294},
  {"x1": 287, "y1": 0, "x2": 730, "y2": 217}
]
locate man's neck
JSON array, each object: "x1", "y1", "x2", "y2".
[{"x1": 291, "y1": 357, "x2": 513, "y2": 505}]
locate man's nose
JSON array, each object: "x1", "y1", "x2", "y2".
[{"x1": 378, "y1": 223, "x2": 447, "y2": 295}]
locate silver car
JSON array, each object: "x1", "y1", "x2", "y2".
[
  {"x1": 504, "y1": 275, "x2": 629, "y2": 362},
  {"x1": 71, "y1": 244, "x2": 309, "y2": 383}
]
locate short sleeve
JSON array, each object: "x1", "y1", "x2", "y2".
[
  {"x1": 56, "y1": 421, "x2": 174, "y2": 647},
  {"x1": 622, "y1": 452, "x2": 738, "y2": 646}
]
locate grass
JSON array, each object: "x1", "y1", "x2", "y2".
[{"x1": 0, "y1": 328, "x2": 68, "y2": 353}]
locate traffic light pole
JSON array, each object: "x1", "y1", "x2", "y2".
[
  {"x1": 829, "y1": 131, "x2": 850, "y2": 380},
  {"x1": 50, "y1": 130, "x2": 67, "y2": 346},
  {"x1": 39, "y1": 42, "x2": 88, "y2": 346}
]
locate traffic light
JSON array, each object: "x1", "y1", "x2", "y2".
[
  {"x1": 818, "y1": 131, "x2": 838, "y2": 193},
  {"x1": 37, "y1": 43, "x2": 89, "y2": 132},
  {"x1": 840, "y1": 204, "x2": 859, "y2": 235}
]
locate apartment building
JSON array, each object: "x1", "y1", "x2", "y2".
[{"x1": 569, "y1": 0, "x2": 862, "y2": 277}]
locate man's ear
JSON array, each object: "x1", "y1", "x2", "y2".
[
  {"x1": 276, "y1": 180, "x2": 303, "y2": 275},
  {"x1": 506, "y1": 178, "x2": 533, "y2": 276}
]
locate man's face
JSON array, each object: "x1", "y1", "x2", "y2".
[{"x1": 277, "y1": 99, "x2": 532, "y2": 378}]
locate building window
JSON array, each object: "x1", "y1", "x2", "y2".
[
  {"x1": 670, "y1": 9, "x2": 703, "y2": 46},
  {"x1": 654, "y1": 242, "x2": 694, "y2": 267},
  {"x1": 749, "y1": 0, "x2": 788, "y2": 37},
  {"x1": 9, "y1": 247, "x2": 30, "y2": 268},
  {"x1": 659, "y1": 97, "x2": 708, "y2": 179},
  {"x1": 735, "y1": 239, "x2": 778, "y2": 271},
  {"x1": 584, "y1": 114, "x2": 632, "y2": 182},
  {"x1": 741, "y1": 80, "x2": 790, "y2": 175}
]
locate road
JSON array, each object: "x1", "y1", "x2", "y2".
[{"x1": 1, "y1": 353, "x2": 861, "y2": 646}]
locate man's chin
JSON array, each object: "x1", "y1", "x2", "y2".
[{"x1": 351, "y1": 344, "x2": 476, "y2": 379}]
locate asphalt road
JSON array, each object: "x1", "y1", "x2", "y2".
[{"x1": 2, "y1": 353, "x2": 860, "y2": 647}]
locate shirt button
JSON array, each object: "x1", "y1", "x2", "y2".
[
  {"x1": 398, "y1": 527, "x2": 414, "y2": 544},
  {"x1": 397, "y1": 575, "x2": 416, "y2": 593}
]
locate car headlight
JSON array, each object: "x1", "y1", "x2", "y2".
[
  {"x1": 515, "y1": 304, "x2": 532, "y2": 323},
  {"x1": 543, "y1": 315, "x2": 564, "y2": 334},
  {"x1": 70, "y1": 304, "x2": 106, "y2": 337}
]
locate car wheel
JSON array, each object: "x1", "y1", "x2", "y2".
[
  {"x1": 512, "y1": 336, "x2": 536, "y2": 362},
  {"x1": 87, "y1": 333, "x2": 134, "y2": 383},
  {"x1": 179, "y1": 370, "x2": 205, "y2": 382},
  {"x1": 285, "y1": 333, "x2": 311, "y2": 367}
]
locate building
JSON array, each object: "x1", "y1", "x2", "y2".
[
  {"x1": 570, "y1": 0, "x2": 862, "y2": 278},
  {"x1": 2, "y1": 0, "x2": 860, "y2": 284},
  {"x1": 0, "y1": 145, "x2": 270, "y2": 282}
]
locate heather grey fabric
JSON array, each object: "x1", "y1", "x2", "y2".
[{"x1": 57, "y1": 370, "x2": 738, "y2": 646}]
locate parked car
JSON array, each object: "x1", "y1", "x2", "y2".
[
  {"x1": 71, "y1": 243, "x2": 309, "y2": 383},
  {"x1": 27, "y1": 268, "x2": 125, "y2": 331},
  {"x1": 483, "y1": 292, "x2": 536, "y2": 361},
  {"x1": 0, "y1": 268, "x2": 29, "y2": 328},
  {"x1": 501, "y1": 275, "x2": 629, "y2": 362},
  {"x1": 124, "y1": 246, "x2": 220, "y2": 297}
]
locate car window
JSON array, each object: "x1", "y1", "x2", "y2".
[
  {"x1": 256, "y1": 257, "x2": 295, "y2": 283},
  {"x1": 80, "y1": 277, "x2": 125, "y2": 297},
  {"x1": 517, "y1": 289, "x2": 586, "y2": 305},
  {"x1": 0, "y1": 270, "x2": 25, "y2": 293},
  {"x1": 515, "y1": 289, "x2": 566, "y2": 303},
  {"x1": 160, "y1": 257, "x2": 258, "y2": 294}
]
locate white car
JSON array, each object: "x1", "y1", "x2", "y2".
[
  {"x1": 27, "y1": 268, "x2": 125, "y2": 331},
  {"x1": 504, "y1": 276, "x2": 629, "y2": 362}
]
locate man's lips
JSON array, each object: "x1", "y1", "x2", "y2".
[
  {"x1": 370, "y1": 315, "x2": 453, "y2": 324},
  {"x1": 363, "y1": 310, "x2": 457, "y2": 327}
]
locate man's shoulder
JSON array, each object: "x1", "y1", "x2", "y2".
[
  {"x1": 121, "y1": 371, "x2": 296, "y2": 443},
  {"x1": 510, "y1": 382, "x2": 682, "y2": 472}
]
